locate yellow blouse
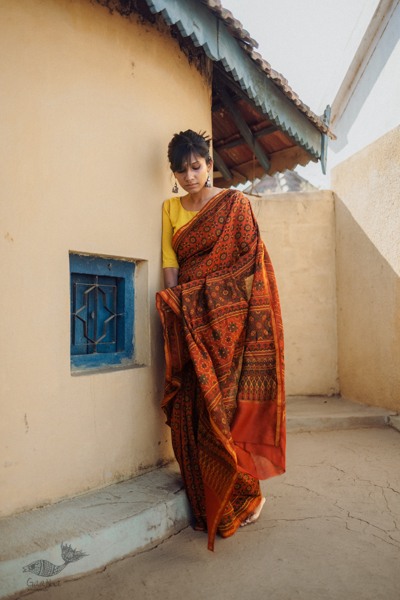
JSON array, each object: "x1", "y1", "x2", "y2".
[{"x1": 162, "y1": 196, "x2": 198, "y2": 268}]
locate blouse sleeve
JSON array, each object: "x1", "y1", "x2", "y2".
[{"x1": 162, "y1": 200, "x2": 179, "y2": 269}]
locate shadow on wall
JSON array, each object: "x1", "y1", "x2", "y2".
[{"x1": 335, "y1": 196, "x2": 400, "y2": 411}]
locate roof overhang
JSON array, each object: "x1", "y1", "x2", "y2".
[{"x1": 122, "y1": 0, "x2": 333, "y2": 184}]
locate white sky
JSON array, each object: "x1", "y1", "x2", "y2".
[{"x1": 220, "y1": 0, "x2": 380, "y2": 185}]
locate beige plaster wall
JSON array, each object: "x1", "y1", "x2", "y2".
[
  {"x1": 0, "y1": 0, "x2": 211, "y2": 517},
  {"x1": 332, "y1": 126, "x2": 400, "y2": 411},
  {"x1": 250, "y1": 192, "x2": 338, "y2": 397}
]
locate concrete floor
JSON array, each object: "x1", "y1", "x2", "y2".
[{"x1": 12, "y1": 424, "x2": 400, "y2": 600}]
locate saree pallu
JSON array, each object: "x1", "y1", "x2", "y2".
[{"x1": 156, "y1": 189, "x2": 285, "y2": 550}]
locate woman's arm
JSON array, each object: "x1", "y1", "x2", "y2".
[
  {"x1": 163, "y1": 267, "x2": 179, "y2": 288},
  {"x1": 162, "y1": 200, "x2": 179, "y2": 287}
]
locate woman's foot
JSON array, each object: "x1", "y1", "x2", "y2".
[{"x1": 240, "y1": 497, "x2": 266, "y2": 527}]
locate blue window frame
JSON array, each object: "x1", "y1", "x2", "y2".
[{"x1": 70, "y1": 254, "x2": 134, "y2": 371}]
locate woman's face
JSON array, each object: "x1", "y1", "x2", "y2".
[{"x1": 174, "y1": 153, "x2": 211, "y2": 194}]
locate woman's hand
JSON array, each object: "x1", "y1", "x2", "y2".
[{"x1": 163, "y1": 267, "x2": 179, "y2": 288}]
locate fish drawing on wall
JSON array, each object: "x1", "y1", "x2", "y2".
[{"x1": 23, "y1": 542, "x2": 88, "y2": 578}]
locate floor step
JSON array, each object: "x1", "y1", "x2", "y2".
[{"x1": 287, "y1": 395, "x2": 395, "y2": 432}]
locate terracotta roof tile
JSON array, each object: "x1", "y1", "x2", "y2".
[{"x1": 202, "y1": 0, "x2": 333, "y2": 137}]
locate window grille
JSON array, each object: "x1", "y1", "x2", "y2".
[{"x1": 70, "y1": 254, "x2": 134, "y2": 371}]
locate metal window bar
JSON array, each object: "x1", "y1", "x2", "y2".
[{"x1": 71, "y1": 275, "x2": 124, "y2": 354}]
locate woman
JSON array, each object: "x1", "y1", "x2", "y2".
[{"x1": 156, "y1": 130, "x2": 285, "y2": 551}]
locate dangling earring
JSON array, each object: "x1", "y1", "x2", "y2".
[
  {"x1": 172, "y1": 180, "x2": 179, "y2": 194},
  {"x1": 205, "y1": 174, "x2": 211, "y2": 188}
]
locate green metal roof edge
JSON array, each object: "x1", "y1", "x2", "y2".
[{"x1": 144, "y1": 0, "x2": 322, "y2": 159}]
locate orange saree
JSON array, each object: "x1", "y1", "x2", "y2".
[{"x1": 156, "y1": 189, "x2": 285, "y2": 550}]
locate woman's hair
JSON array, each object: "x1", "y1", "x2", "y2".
[{"x1": 168, "y1": 129, "x2": 212, "y2": 172}]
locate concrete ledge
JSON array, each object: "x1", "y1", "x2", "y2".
[
  {"x1": 0, "y1": 465, "x2": 190, "y2": 600},
  {"x1": 286, "y1": 395, "x2": 396, "y2": 432},
  {"x1": 389, "y1": 415, "x2": 400, "y2": 433}
]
